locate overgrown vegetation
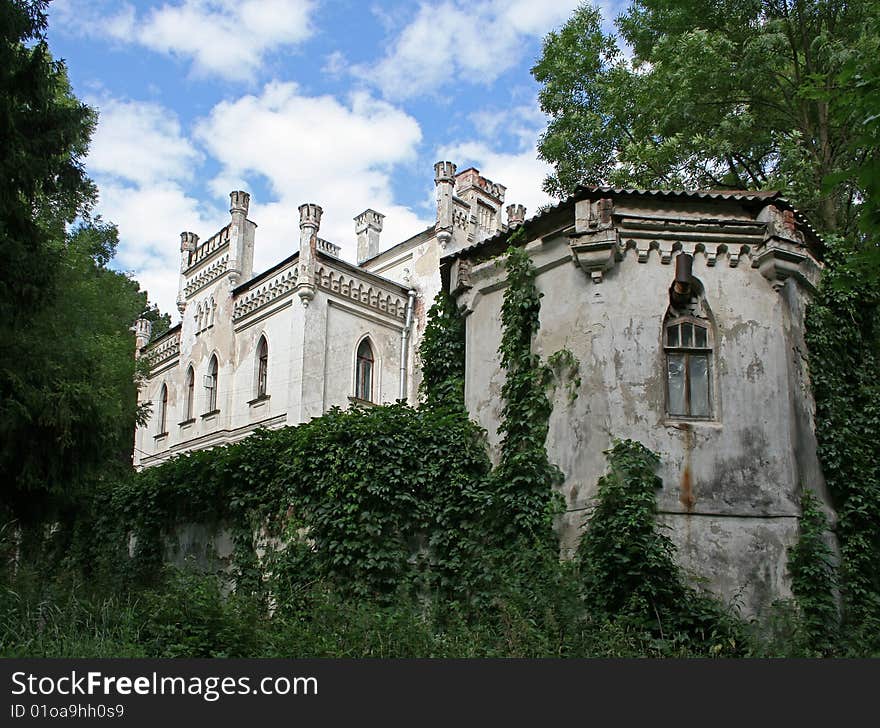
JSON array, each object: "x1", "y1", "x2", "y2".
[
  {"x1": 804, "y1": 237, "x2": 880, "y2": 653},
  {"x1": 787, "y1": 491, "x2": 839, "y2": 656},
  {"x1": 491, "y1": 243, "x2": 565, "y2": 546},
  {"x1": 2, "y1": 248, "x2": 754, "y2": 658}
]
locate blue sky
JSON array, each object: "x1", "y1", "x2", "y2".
[{"x1": 47, "y1": 0, "x2": 621, "y2": 316}]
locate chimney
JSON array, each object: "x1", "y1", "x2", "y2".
[
  {"x1": 176, "y1": 231, "x2": 198, "y2": 314},
  {"x1": 506, "y1": 203, "x2": 526, "y2": 226},
  {"x1": 671, "y1": 253, "x2": 694, "y2": 306},
  {"x1": 227, "y1": 190, "x2": 252, "y2": 284},
  {"x1": 434, "y1": 160, "x2": 457, "y2": 247},
  {"x1": 296, "y1": 203, "x2": 322, "y2": 306},
  {"x1": 355, "y1": 209, "x2": 385, "y2": 265}
]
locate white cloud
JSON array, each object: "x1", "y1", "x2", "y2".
[
  {"x1": 99, "y1": 181, "x2": 223, "y2": 318},
  {"x1": 53, "y1": 0, "x2": 315, "y2": 81},
  {"x1": 194, "y1": 81, "x2": 430, "y2": 271},
  {"x1": 354, "y1": 0, "x2": 581, "y2": 99},
  {"x1": 84, "y1": 97, "x2": 220, "y2": 316},
  {"x1": 86, "y1": 99, "x2": 202, "y2": 186}
]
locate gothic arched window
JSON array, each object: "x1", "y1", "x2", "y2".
[
  {"x1": 157, "y1": 383, "x2": 168, "y2": 434},
  {"x1": 256, "y1": 335, "x2": 269, "y2": 398},
  {"x1": 355, "y1": 338, "x2": 374, "y2": 402},
  {"x1": 184, "y1": 366, "x2": 195, "y2": 421},
  {"x1": 665, "y1": 317, "x2": 712, "y2": 418},
  {"x1": 206, "y1": 355, "x2": 218, "y2": 412}
]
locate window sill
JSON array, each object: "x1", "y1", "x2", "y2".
[
  {"x1": 153, "y1": 432, "x2": 169, "y2": 441},
  {"x1": 201, "y1": 409, "x2": 221, "y2": 420},
  {"x1": 665, "y1": 418, "x2": 721, "y2": 430},
  {"x1": 178, "y1": 418, "x2": 196, "y2": 428},
  {"x1": 248, "y1": 394, "x2": 270, "y2": 408},
  {"x1": 348, "y1": 396, "x2": 376, "y2": 407}
]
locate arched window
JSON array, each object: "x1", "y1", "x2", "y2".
[
  {"x1": 207, "y1": 296, "x2": 215, "y2": 327},
  {"x1": 157, "y1": 383, "x2": 168, "y2": 434},
  {"x1": 196, "y1": 303, "x2": 203, "y2": 333},
  {"x1": 256, "y1": 336, "x2": 269, "y2": 398},
  {"x1": 205, "y1": 355, "x2": 218, "y2": 412},
  {"x1": 184, "y1": 366, "x2": 195, "y2": 421},
  {"x1": 665, "y1": 317, "x2": 712, "y2": 418},
  {"x1": 355, "y1": 338, "x2": 374, "y2": 402}
]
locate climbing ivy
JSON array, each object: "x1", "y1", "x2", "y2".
[
  {"x1": 805, "y1": 235, "x2": 880, "y2": 647},
  {"x1": 788, "y1": 490, "x2": 839, "y2": 655},
  {"x1": 67, "y1": 403, "x2": 493, "y2": 603},
  {"x1": 578, "y1": 440, "x2": 742, "y2": 653},
  {"x1": 418, "y1": 290, "x2": 466, "y2": 411},
  {"x1": 491, "y1": 243, "x2": 565, "y2": 546}
]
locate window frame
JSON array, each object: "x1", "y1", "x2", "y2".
[
  {"x1": 664, "y1": 316, "x2": 713, "y2": 420},
  {"x1": 157, "y1": 383, "x2": 168, "y2": 434},
  {"x1": 256, "y1": 335, "x2": 269, "y2": 399},
  {"x1": 355, "y1": 338, "x2": 375, "y2": 403},
  {"x1": 205, "y1": 354, "x2": 218, "y2": 413},
  {"x1": 184, "y1": 366, "x2": 195, "y2": 421}
]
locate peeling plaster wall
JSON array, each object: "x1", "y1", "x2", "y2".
[{"x1": 455, "y1": 198, "x2": 826, "y2": 617}]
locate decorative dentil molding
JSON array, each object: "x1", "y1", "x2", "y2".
[
  {"x1": 233, "y1": 266, "x2": 297, "y2": 322},
  {"x1": 184, "y1": 255, "x2": 229, "y2": 297},
  {"x1": 315, "y1": 263, "x2": 407, "y2": 320}
]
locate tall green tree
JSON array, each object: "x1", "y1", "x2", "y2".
[
  {"x1": 0, "y1": 0, "x2": 96, "y2": 322},
  {"x1": 0, "y1": 1, "x2": 165, "y2": 519},
  {"x1": 0, "y1": 218, "x2": 152, "y2": 519},
  {"x1": 532, "y1": 0, "x2": 876, "y2": 235}
]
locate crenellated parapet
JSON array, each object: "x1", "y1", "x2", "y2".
[
  {"x1": 187, "y1": 225, "x2": 231, "y2": 272},
  {"x1": 143, "y1": 328, "x2": 181, "y2": 373}
]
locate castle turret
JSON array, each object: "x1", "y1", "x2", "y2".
[
  {"x1": 455, "y1": 167, "x2": 506, "y2": 240},
  {"x1": 434, "y1": 161, "x2": 457, "y2": 248},
  {"x1": 176, "y1": 231, "x2": 198, "y2": 314},
  {"x1": 227, "y1": 190, "x2": 253, "y2": 284},
  {"x1": 355, "y1": 209, "x2": 385, "y2": 265},
  {"x1": 132, "y1": 317, "x2": 152, "y2": 357},
  {"x1": 296, "y1": 203, "x2": 322, "y2": 306}
]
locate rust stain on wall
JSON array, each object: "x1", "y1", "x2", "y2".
[{"x1": 680, "y1": 424, "x2": 696, "y2": 511}]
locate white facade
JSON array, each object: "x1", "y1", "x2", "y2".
[
  {"x1": 134, "y1": 162, "x2": 520, "y2": 467},
  {"x1": 446, "y1": 188, "x2": 828, "y2": 616}
]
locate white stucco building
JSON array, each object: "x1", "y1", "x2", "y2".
[
  {"x1": 134, "y1": 161, "x2": 830, "y2": 615},
  {"x1": 133, "y1": 162, "x2": 516, "y2": 468}
]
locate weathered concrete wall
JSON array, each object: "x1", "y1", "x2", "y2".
[{"x1": 454, "y1": 194, "x2": 826, "y2": 618}]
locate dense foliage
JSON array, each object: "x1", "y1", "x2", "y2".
[
  {"x1": 533, "y1": 0, "x2": 876, "y2": 235},
  {"x1": 804, "y1": 238, "x2": 880, "y2": 649},
  {"x1": 418, "y1": 290, "x2": 466, "y2": 410},
  {"x1": 0, "y1": 0, "x2": 96, "y2": 323},
  {"x1": 788, "y1": 491, "x2": 839, "y2": 655},
  {"x1": 578, "y1": 439, "x2": 743, "y2": 653},
  {"x1": 491, "y1": 243, "x2": 565, "y2": 546},
  {"x1": 0, "y1": 1, "x2": 161, "y2": 520}
]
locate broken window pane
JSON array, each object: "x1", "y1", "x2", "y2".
[
  {"x1": 667, "y1": 324, "x2": 679, "y2": 347},
  {"x1": 694, "y1": 325, "x2": 707, "y2": 348},
  {"x1": 681, "y1": 322, "x2": 693, "y2": 347},
  {"x1": 689, "y1": 354, "x2": 710, "y2": 416},
  {"x1": 667, "y1": 353, "x2": 686, "y2": 415}
]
